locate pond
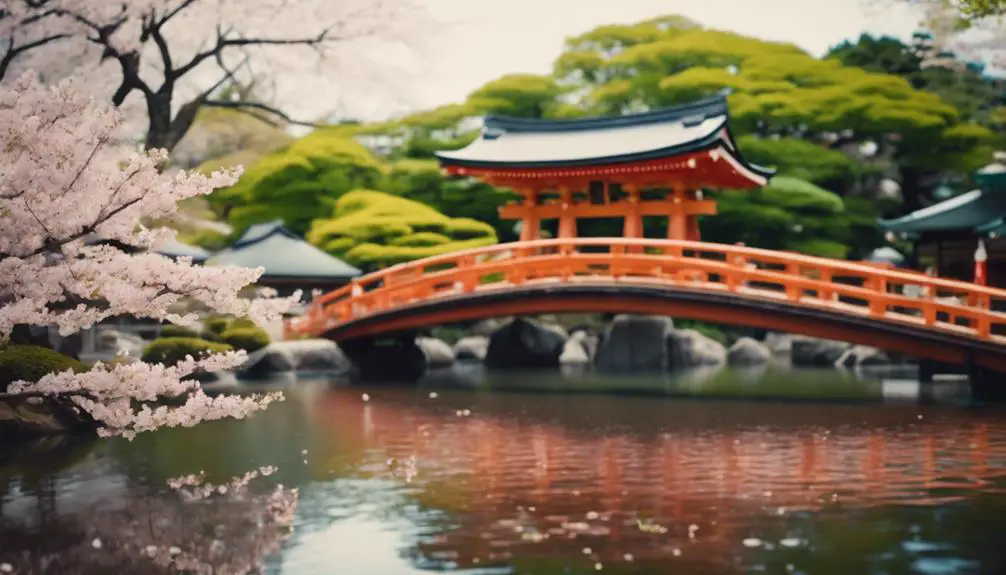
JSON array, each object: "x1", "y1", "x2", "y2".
[{"x1": 2, "y1": 367, "x2": 1006, "y2": 574}]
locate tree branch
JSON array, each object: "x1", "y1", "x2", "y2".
[
  {"x1": 172, "y1": 27, "x2": 332, "y2": 80},
  {"x1": 0, "y1": 5, "x2": 71, "y2": 81},
  {"x1": 0, "y1": 389, "x2": 95, "y2": 403},
  {"x1": 202, "y1": 100, "x2": 320, "y2": 128}
]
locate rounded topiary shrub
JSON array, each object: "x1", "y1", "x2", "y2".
[
  {"x1": 141, "y1": 338, "x2": 234, "y2": 367},
  {"x1": 219, "y1": 327, "x2": 270, "y2": 353},
  {"x1": 0, "y1": 345, "x2": 88, "y2": 391},
  {"x1": 201, "y1": 316, "x2": 232, "y2": 338},
  {"x1": 227, "y1": 318, "x2": 258, "y2": 331},
  {"x1": 160, "y1": 324, "x2": 200, "y2": 338}
]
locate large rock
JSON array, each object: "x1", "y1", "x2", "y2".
[
  {"x1": 97, "y1": 329, "x2": 146, "y2": 359},
  {"x1": 791, "y1": 336, "x2": 850, "y2": 367},
  {"x1": 470, "y1": 318, "x2": 507, "y2": 337},
  {"x1": 595, "y1": 315, "x2": 675, "y2": 373},
  {"x1": 835, "y1": 345, "x2": 890, "y2": 369},
  {"x1": 559, "y1": 339, "x2": 590, "y2": 365},
  {"x1": 454, "y1": 336, "x2": 489, "y2": 362},
  {"x1": 417, "y1": 337, "x2": 455, "y2": 369},
  {"x1": 238, "y1": 339, "x2": 351, "y2": 378},
  {"x1": 762, "y1": 332, "x2": 792, "y2": 355},
  {"x1": 485, "y1": 318, "x2": 568, "y2": 370},
  {"x1": 340, "y1": 338, "x2": 427, "y2": 382},
  {"x1": 667, "y1": 329, "x2": 727, "y2": 369},
  {"x1": 570, "y1": 330, "x2": 599, "y2": 361},
  {"x1": 727, "y1": 337, "x2": 772, "y2": 366},
  {"x1": 0, "y1": 397, "x2": 95, "y2": 439}
]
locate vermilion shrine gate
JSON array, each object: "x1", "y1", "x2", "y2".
[{"x1": 435, "y1": 95, "x2": 773, "y2": 244}]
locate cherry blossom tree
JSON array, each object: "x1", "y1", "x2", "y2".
[
  {"x1": 863, "y1": 0, "x2": 1006, "y2": 67},
  {"x1": 0, "y1": 0, "x2": 428, "y2": 151},
  {"x1": 0, "y1": 72, "x2": 298, "y2": 439}
]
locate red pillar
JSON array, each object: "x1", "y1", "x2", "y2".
[
  {"x1": 623, "y1": 185, "x2": 643, "y2": 254},
  {"x1": 668, "y1": 185, "x2": 687, "y2": 241},
  {"x1": 557, "y1": 186, "x2": 577, "y2": 240},
  {"x1": 518, "y1": 188, "x2": 540, "y2": 242}
]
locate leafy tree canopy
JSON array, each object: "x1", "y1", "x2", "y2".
[
  {"x1": 703, "y1": 176, "x2": 867, "y2": 259},
  {"x1": 206, "y1": 131, "x2": 384, "y2": 237}
]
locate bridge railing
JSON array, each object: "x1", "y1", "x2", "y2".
[{"x1": 286, "y1": 238, "x2": 1006, "y2": 342}]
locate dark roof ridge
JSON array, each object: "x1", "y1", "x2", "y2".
[
  {"x1": 232, "y1": 220, "x2": 298, "y2": 249},
  {"x1": 482, "y1": 94, "x2": 728, "y2": 134}
]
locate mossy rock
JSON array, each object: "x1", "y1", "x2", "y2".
[
  {"x1": 0, "y1": 345, "x2": 88, "y2": 391},
  {"x1": 0, "y1": 346, "x2": 93, "y2": 438},
  {"x1": 219, "y1": 327, "x2": 270, "y2": 353},
  {"x1": 141, "y1": 338, "x2": 234, "y2": 367}
]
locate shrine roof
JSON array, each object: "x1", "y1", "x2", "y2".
[
  {"x1": 878, "y1": 189, "x2": 1006, "y2": 235},
  {"x1": 434, "y1": 95, "x2": 773, "y2": 178},
  {"x1": 207, "y1": 220, "x2": 361, "y2": 280}
]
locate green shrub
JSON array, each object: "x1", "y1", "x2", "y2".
[
  {"x1": 220, "y1": 327, "x2": 270, "y2": 353},
  {"x1": 160, "y1": 324, "x2": 200, "y2": 338},
  {"x1": 202, "y1": 316, "x2": 232, "y2": 337},
  {"x1": 0, "y1": 345, "x2": 87, "y2": 391},
  {"x1": 307, "y1": 189, "x2": 497, "y2": 270},
  {"x1": 389, "y1": 232, "x2": 452, "y2": 247},
  {"x1": 141, "y1": 338, "x2": 234, "y2": 367}
]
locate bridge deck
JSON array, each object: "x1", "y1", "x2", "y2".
[{"x1": 286, "y1": 239, "x2": 1006, "y2": 369}]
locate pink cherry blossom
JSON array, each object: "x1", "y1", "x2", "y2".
[{"x1": 1, "y1": 72, "x2": 298, "y2": 438}]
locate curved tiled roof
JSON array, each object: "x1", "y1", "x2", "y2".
[{"x1": 435, "y1": 94, "x2": 772, "y2": 178}]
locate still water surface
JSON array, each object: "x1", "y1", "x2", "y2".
[{"x1": 2, "y1": 368, "x2": 1006, "y2": 574}]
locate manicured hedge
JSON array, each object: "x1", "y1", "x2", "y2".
[
  {"x1": 160, "y1": 324, "x2": 200, "y2": 339},
  {"x1": 141, "y1": 338, "x2": 234, "y2": 367},
  {"x1": 219, "y1": 327, "x2": 270, "y2": 353},
  {"x1": 307, "y1": 189, "x2": 497, "y2": 270},
  {"x1": 0, "y1": 345, "x2": 87, "y2": 390}
]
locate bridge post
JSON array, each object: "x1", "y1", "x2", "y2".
[{"x1": 340, "y1": 333, "x2": 428, "y2": 383}]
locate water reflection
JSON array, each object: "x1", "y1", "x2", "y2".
[
  {"x1": 2, "y1": 369, "x2": 1005, "y2": 575},
  {"x1": 307, "y1": 387, "x2": 1006, "y2": 573}
]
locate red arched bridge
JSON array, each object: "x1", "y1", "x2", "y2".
[{"x1": 285, "y1": 239, "x2": 1006, "y2": 374}]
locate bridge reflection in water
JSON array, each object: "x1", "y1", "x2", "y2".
[{"x1": 311, "y1": 387, "x2": 1006, "y2": 573}]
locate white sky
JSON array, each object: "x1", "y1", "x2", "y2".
[{"x1": 342, "y1": 0, "x2": 925, "y2": 120}]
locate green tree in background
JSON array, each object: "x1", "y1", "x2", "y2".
[
  {"x1": 206, "y1": 131, "x2": 384, "y2": 237},
  {"x1": 548, "y1": 20, "x2": 996, "y2": 213},
  {"x1": 195, "y1": 13, "x2": 1000, "y2": 267},
  {"x1": 383, "y1": 159, "x2": 518, "y2": 241}
]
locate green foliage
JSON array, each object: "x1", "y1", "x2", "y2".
[
  {"x1": 466, "y1": 74, "x2": 563, "y2": 118},
  {"x1": 307, "y1": 189, "x2": 497, "y2": 270},
  {"x1": 826, "y1": 34, "x2": 923, "y2": 77},
  {"x1": 702, "y1": 176, "x2": 856, "y2": 258},
  {"x1": 736, "y1": 135, "x2": 859, "y2": 189},
  {"x1": 180, "y1": 107, "x2": 294, "y2": 172},
  {"x1": 196, "y1": 316, "x2": 267, "y2": 350},
  {"x1": 201, "y1": 316, "x2": 233, "y2": 338},
  {"x1": 160, "y1": 324, "x2": 200, "y2": 339},
  {"x1": 382, "y1": 158, "x2": 518, "y2": 241},
  {"x1": 175, "y1": 227, "x2": 230, "y2": 252},
  {"x1": 828, "y1": 35, "x2": 1004, "y2": 127},
  {"x1": 208, "y1": 131, "x2": 384, "y2": 236},
  {"x1": 0, "y1": 345, "x2": 87, "y2": 390},
  {"x1": 141, "y1": 338, "x2": 234, "y2": 368},
  {"x1": 958, "y1": 0, "x2": 1005, "y2": 19},
  {"x1": 219, "y1": 327, "x2": 270, "y2": 353}
]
